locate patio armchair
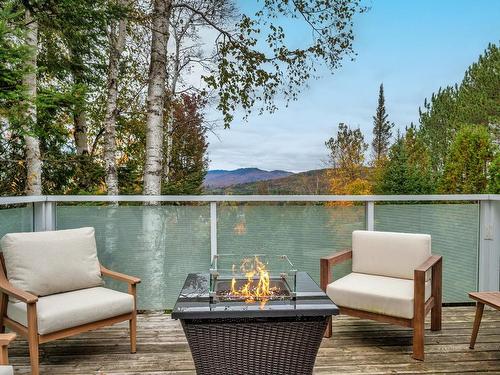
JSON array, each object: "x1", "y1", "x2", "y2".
[
  {"x1": 0, "y1": 333, "x2": 15, "y2": 375},
  {"x1": 0, "y1": 227, "x2": 141, "y2": 375},
  {"x1": 320, "y1": 230, "x2": 442, "y2": 361}
]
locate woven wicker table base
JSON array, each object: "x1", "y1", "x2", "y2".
[{"x1": 182, "y1": 316, "x2": 327, "y2": 375}]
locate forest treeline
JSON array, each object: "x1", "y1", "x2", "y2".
[
  {"x1": 325, "y1": 43, "x2": 499, "y2": 196},
  {"x1": 1, "y1": 0, "x2": 497, "y2": 197},
  {"x1": 0, "y1": 0, "x2": 365, "y2": 196}
]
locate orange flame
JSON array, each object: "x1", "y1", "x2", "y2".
[{"x1": 229, "y1": 256, "x2": 277, "y2": 308}]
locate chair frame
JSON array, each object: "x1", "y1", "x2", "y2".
[
  {"x1": 0, "y1": 332, "x2": 15, "y2": 367},
  {"x1": 320, "y1": 248, "x2": 442, "y2": 361},
  {"x1": 0, "y1": 254, "x2": 140, "y2": 375}
]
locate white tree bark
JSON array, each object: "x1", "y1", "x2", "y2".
[
  {"x1": 143, "y1": 0, "x2": 172, "y2": 195},
  {"x1": 74, "y1": 109, "x2": 90, "y2": 155},
  {"x1": 142, "y1": 0, "x2": 172, "y2": 309},
  {"x1": 163, "y1": 33, "x2": 181, "y2": 183},
  {"x1": 104, "y1": 2, "x2": 128, "y2": 196},
  {"x1": 23, "y1": 9, "x2": 42, "y2": 196}
]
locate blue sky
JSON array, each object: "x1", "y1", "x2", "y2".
[{"x1": 206, "y1": 0, "x2": 500, "y2": 172}]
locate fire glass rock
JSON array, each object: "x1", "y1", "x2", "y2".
[{"x1": 214, "y1": 278, "x2": 291, "y2": 301}]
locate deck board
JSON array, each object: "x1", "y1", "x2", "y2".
[{"x1": 6, "y1": 306, "x2": 500, "y2": 374}]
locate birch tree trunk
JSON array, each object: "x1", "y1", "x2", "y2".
[
  {"x1": 23, "y1": 9, "x2": 42, "y2": 196},
  {"x1": 74, "y1": 106, "x2": 90, "y2": 155},
  {"x1": 163, "y1": 38, "x2": 180, "y2": 183},
  {"x1": 143, "y1": 0, "x2": 171, "y2": 195},
  {"x1": 104, "y1": 3, "x2": 128, "y2": 196},
  {"x1": 141, "y1": 0, "x2": 172, "y2": 310}
]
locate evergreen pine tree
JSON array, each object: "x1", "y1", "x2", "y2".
[
  {"x1": 418, "y1": 43, "x2": 499, "y2": 172},
  {"x1": 372, "y1": 83, "x2": 394, "y2": 163},
  {"x1": 375, "y1": 132, "x2": 409, "y2": 194},
  {"x1": 439, "y1": 125, "x2": 493, "y2": 194},
  {"x1": 375, "y1": 126, "x2": 435, "y2": 195}
]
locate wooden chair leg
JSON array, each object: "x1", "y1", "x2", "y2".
[
  {"x1": 0, "y1": 332, "x2": 16, "y2": 366},
  {"x1": 413, "y1": 271, "x2": 425, "y2": 361},
  {"x1": 129, "y1": 284, "x2": 137, "y2": 354},
  {"x1": 470, "y1": 302, "x2": 484, "y2": 349},
  {"x1": 27, "y1": 303, "x2": 40, "y2": 375},
  {"x1": 324, "y1": 315, "x2": 332, "y2": 338},
  {"x1": 430, "y1": 301, "x2": 442, "y2": 331},
  {"x1": 412, "y1": 316, "x2": 425, "y2": 361},
  {"x1": 320, "y1": 260, "x2": 332, "y2": 339},
  {"x1": 431, "y1": 257, "x2": 442, "y2": 331},
  {"x1": 0, "y1": 345, "x2": 8, "y2": 365},
  {"x1": 130, "y1": 314, "x2": 137, "y2": 354}
]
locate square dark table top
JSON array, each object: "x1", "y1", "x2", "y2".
[{"x1": 171, "y1": 271, "x2": 339, "y2": 320}]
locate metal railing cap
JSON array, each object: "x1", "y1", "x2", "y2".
[{"x1": 0, "y1": 194, "x2": 498, "y2": 204}]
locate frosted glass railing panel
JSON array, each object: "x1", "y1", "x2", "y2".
[
  {"x1": 375, "y1": 203, "x2": 479, "y2": 303},
  {"x1": 0, "y1": 205, "x2": 33, "y2": 239},
  {"x1": 57, "y1": 205, "x2": 211, "y2": 309},
  {"x1": 217, "y1": 204, "x2": 365, "y2": 284}
]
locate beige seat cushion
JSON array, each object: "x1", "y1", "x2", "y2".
[
  {"x1": 1, "y1": 227, "x2": 103, "y2": 297},
  {"x1": 0, "y1": 366, "x2": 13, "y2": 375},
  {"x1": 7, "y1": 287, "x2": 133, "y2": 335},
  {"x1": 352, "y1": 230, "x2": 431, "y2": 280},
  {"x1": 326, "y1": 273, "x2": 432, "y2": 319}
]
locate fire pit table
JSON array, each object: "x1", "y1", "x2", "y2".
[{"x1": 172, "y1": 255, "x2": 338, "y2": 375}]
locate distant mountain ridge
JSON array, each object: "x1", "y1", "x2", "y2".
[
  {"x1": 204, "y1": 168, "x2": 331, "y2": 194},
  {"x1": 203, "y1": 168, "x2": 294, "y2": 188}
]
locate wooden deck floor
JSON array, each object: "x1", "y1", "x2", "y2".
[{"x1": 7, "y1": 306, "x2": 500, "y2": 374}]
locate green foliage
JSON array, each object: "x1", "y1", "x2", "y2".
[
  {"x1": 0, "y1": 2, "x2": 30, "y2": 196},
  {"x1": 377, "y1": 43, "x2": 500, "y2": 195},
  {"x1": 326, "y1": 123, "x2": 367, "y2": 176},
  {"x1": 419, "y1": 43, "x2": 500, "y2": 172},
  {"x1": 325, "y1": 123, "x2": 371, "y2": 195},
  {"x1": 0, "y1": 0, "x2": 138, "y2": 196},
  {"x1": 0, "y1": 124, "x2": 26, "y2": 195},
  {"x1": 372, "y1": 83, "x2": 393, "y2": 162},
  {"x1": 115, "y1": 110, "x2": 147, "y2": 195},
  {"x1": 375, "y1": 126, "x2": 435, "y2": 195},
  {"x1": 163, "y1": 95, "x2": 209, "y2": 195},
  {"x1": 2, "y1": 1, "x2": 496, "y2": 198},
  {"x1": 204, "y1": 0, "x2": 365, "y2": 126},
  {"x1": 439, "y1": 125, "x2": 493, "y2": 194},
  {"x1": 0, "y1": 2, "x2": 29, "y2": 118},
  {"x1": 31, "y1": 0, "x2": 115, "y2": 83},
  {"x1": 30, "y1": 0, "x2": 117, "y2": 155},
  {"x1": 0, "y1": 0, "x2": 364, "y2": 196},
  {"x1": 42, "y1": 154, "x2": 105, "y2": 194},
  {"x1": 489, "y1": 152, "x2": 500, "y2": 194},
  {"x1": 419, "y1": 86, "x2": 459, "y2": 172},
  {"x1": 458, "y1": 43, "x2": 500, "y2": 142}
]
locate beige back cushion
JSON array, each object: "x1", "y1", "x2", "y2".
[
  {"x1": 352, "y1": 230, "x2": 431, "y2": 280},
  {"x1": 0, "y1": 227, "x2": 103, "y2": 296}
]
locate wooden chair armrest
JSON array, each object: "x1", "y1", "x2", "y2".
[
  {"x1": 320, "y1": 249, "x2": 352, "y2": 292},
  {"x1": 100, "y1": 265, "x2": 141, "y2": 285},
  {"x1": 414, "y1": 255, "x2": 443, "y2": 314},
  {"x1": 415, "y1": 255, "x2": 442, "y2": 274},
  {"x1": 321, "y1": 249, "x2": 352, "y2": 267},
  {"x1": 0, "y1": 333, "x2": 16, "y2": 347},
  {"x1": 0, "y1": 278, "x2": 38, "y2": 304}
]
